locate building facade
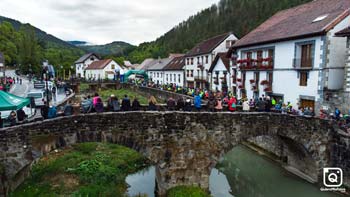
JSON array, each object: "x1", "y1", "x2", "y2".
[
  {"x1": 74, "y1": 53, "x2": 100, "y2": 78},
  {"x1": 163, "y1": 56, "x2": 186, "y2": 86},
  {"x1": 230, "y1": 0, "x2": 350, "y2": 111},
  {"x1": 209, "y1": 53, "x2": 234, "y2": 93},
  {"x1": 184, "y1": 33, "x2": 238, "y2": 89},
  {"x1": 85, "y1": 59, "x2": 125, "y2": 80}
]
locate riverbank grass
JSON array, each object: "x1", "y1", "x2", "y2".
[
  {"x1": 11, "y1": 142, "x2": 147, "y2": 196},
  {"x1": 167, "y1": 186, "x2": 211, "y2": 197}
]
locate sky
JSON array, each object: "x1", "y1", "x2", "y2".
[{"x1": 0, "y1": 0, "x2": 218, "y2": 45}]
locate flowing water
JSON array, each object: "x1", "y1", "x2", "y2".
[{"x1": 126, "y1": 145, "x2": 340, "y2": 197}]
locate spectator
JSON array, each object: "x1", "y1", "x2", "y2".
[
  {"x1": 228, "y1": 96, "x2": 237, "y2": 112},
  {"x1": 8, "y1": 111, "x2": 16, "y2": 126},
  {"x1": 81, "y1": 96, "x2": 93, "y2": 113},
  {"x1": 148, "y1": 96, "x2": 157, "y2": 111},
  {"x1": 335, "y1": 108, "x2": 341, "y2": 120},
  {"x1": 167, "y1": 97, "x2": 176, "y2": 111},
  {"x1": 93, "y1": 93, "x2": 100, "y2": 106},
  {"x1": 94, "y1": 97, "x2": 104, "y2": 113},
  {"x1": 194, "y1": 93, "x2": 202, "y2": 111},
  {"x1": 184, "y1": 99, "x2": 192, "y2": 112},
  {"x1": 207, "y1": 96, "x2": 216, "y2": 112},
  {"x1": 52, "y1": 86, "x2": 57, "y2": 102},
  {"x1": 64, "y1": 101, "x2": 74, "y2": 116},
  {"x1": 41, "y1": 102, "x2": 49, "y2": 119},
  {"x1": 257, "y1": 98, "x2": 266, "y2": 112},
  {"x1": 176, "y1": 97, "x2": 185, "y2": 111},
  {"x1": 243, "y1": 99, "x2": 250, "y2": 112},
  {"x1": 215, "y1": 97, "x2": 223, "y2": 112},
  {"x1": 132, "y1": 97, "x2": 141, "y2": 111},
  {"x1": 108, "y1": 94, "x2": 120, "y2": 112},
  {"x1": 121, "y1": 95, "x2": 131, "y2": 111},
  {"x1": 48, "y1": 106, "x2": 57, "y2": 119},
  {"x1": 16, "y1": 108, "x2": 27, "y2": 121}
]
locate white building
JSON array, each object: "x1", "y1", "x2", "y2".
[
  {"x1": 85, "y1": 59, "x2": 125, "y2": 80},
  {"x1": 230, "y1": 0, "x2": 350, "y2": 111},
  {"x1": 209, "y1": 53, "x2": 233, "y2": 92},
  {"x1": 184, "y1": 32, "x2": 238, "y2": 89},
  {"x1": 74, "y1": 53, "x2": 100, "y2": 78},
  {"x1": 147, "y1": 58, "x2": 173, "y2": 85},
  {"x1": 163, "y1": 56, "x2": 186, "y2": 86}
]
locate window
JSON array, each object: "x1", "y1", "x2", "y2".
[
  {"x1": 178, "y1": 74, "x2": 181, "y2": 83},
  {"x1": 267, "y1": 72, "x2": 273, "y2": 86},
  {"x1": 170, "y1": 74, "x2": 172, "y2": 81},
  {"x1": 301, "y1": 44, "x2": 312, "y2": 68},
  {"x1": 166, "y1": 74, "x2": 168, "y2": 81},
  {"x1": 187, "y1": 58, "x2": 190, "y2": 65},
  {"x1": 187, "y1": 70, "x2": 189, "y2": 77},
  {"x1": 191, "y1": 58, "x2": 194, "y2": 65},
  {"x1": 111, "y1": 64, "x2": 115, "y2": 69},
  {"x1": 157, "y1": 73, "x2": 159, "y2": 78},
  {"x1": 226, "y1": 40, "x2": 232, "y2": 49},
  {"x1": 190, "y1": 70, "x2": 194, "y2": 77},
  {"x1": 300, "y1": 72, "x2": 308, "y2": 86},
  {"x1": 201, "y1": 56, "x2": 204, "y2": 64},
  {"x1": 205, "y1": 56, "x2": 209, "y2": 64},
  {"x1": 254, "y1": 72, "x2": 260, "y2": 90},
  {"x1": 197, "y1": 57, "x2": 200, "y2": 64},
  {"x1": 174, "y1": 74, "x2": 176, "y2": 82}
]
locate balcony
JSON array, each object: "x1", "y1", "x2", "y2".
[
  {"x1": 293, "y1": 58, "x2": 313, "y2": 70},
  {"x1": 239, "y1": 64, "x2": 274, "y2": 71},
  {"x1": 194, "y1": 76, "x2": 209, "y2": 82}
]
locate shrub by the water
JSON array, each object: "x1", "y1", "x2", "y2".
[{"x1": 11, "y1": 143, "x2": 147, "y2": 196}]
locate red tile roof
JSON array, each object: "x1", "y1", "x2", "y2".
[
  {"x1": 85, "y1": 59, "x2": 112, "y2": 70},
  {"x1": 233, "y1": 0, "x2": 350, "y2": 48},
  {"x1": 163, "y1": 56, "x2": 185, "y2": 70},
  {"x1": 186, "y1": 33, "x2": 232, "y2": 56},
  {"x1": 209, "y1": 53, "x2": 230, "y2": 72},
  {"x1": 335, "y1": 26, "x2": 350, "y2": 37}
]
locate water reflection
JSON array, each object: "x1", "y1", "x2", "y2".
[
  {"x1": 125, "y1": 145, "x2": 339, "y2": 197},
  {"x1": 126, "y1": 166, "x2": 155, "y2": 197}
]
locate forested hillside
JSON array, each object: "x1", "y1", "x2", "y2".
[
  {"x1": 79, "y1": 41, "x2": 136, "y2": 56},
  {"x1": 0, "y1": 16, "x2": 84, "y2": 74},
  {"x1": 127, "y1": 0, "x2": 312, "y2": 63}
]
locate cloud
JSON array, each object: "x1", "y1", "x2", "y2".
[{"x1": 0, "y1": 0, "x2": 218, "y2": 45}]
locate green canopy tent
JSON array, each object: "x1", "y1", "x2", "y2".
[
  {"x1": 0, "y1": 91, "x2": 30, "y2": 111},
  {"x1": 123, "y1": 70, "x2": 149, "y2": 83}
]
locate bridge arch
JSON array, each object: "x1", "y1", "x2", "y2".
[{"x1": 0, "y1": 112, "x2": 345, "y2": 196}]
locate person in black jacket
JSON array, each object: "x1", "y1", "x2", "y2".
[
  {"x1": 132, "y1": 97, "x2": 141, "y2": 111},
  {"x1": 176, "y1": 97, "x2": 185, "y2": 111},
  {"x1": 16, "y1": 108, "x2": 27, "y2": 121},
  {"x1": 121, "y1": 95, "x2": 131, "y2": 111},
  {"x1": 41, "y1": 102, "x2": 49, "y2": 119}
]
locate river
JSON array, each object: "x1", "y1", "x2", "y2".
[{"x1": 126, "y1": 145, "x2": 339, "y2": 197}]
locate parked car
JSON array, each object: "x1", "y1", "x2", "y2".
[{"x1": 26, "y1": 90, "x2": 50, "y2": 107}]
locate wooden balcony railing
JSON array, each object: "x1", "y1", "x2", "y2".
[{"x1": 293, "y1": 58, "x2": 313, "y2": 70}]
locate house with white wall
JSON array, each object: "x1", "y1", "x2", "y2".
[
  {"x1": 163, "y1": 55, "x2": 186, "y2": 86},
  {"x1": 74, "y1": 53, "x2": 100, "y2": 78},
  {"x1": 230, "y1": 0, "x2": 350, "y2": 111},
  {"x1": 147, "y1": 58, "x2": 173, "y2": 85},
  {"x1": 184, "y1": 32, "x2": 238, "y2": 89},
  {"x1": 85, "y1": 59, "x2": 125, "y2": 80},
  {"x1": 209, "y1": 53, "x2": 234, "y2": 93}
]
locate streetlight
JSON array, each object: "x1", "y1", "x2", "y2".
[{"x1": 42, "y1": 67, "x2": 50, "y2": 107}]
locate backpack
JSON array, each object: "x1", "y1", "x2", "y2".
[{"x1": 231, "y1": 102, "x2": 236, "y2": 108}]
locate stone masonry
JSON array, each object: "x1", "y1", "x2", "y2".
[{"x1": 0, "y1": 112, "x2": 348, "y2": 196}]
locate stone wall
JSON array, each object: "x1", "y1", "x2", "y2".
[{"x1": 0, "y1": 112, "x2": 347, "y2": 196}]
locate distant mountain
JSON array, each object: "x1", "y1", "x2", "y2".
[
  {"x1": 79, "y1": 41, "x2": 136, "y2": 56},
  {"x1": 67, "y1": 40, "x2": 90, "y2": 46},
  {"x1": 0, "y1": 16, "x2": 83, "y2": 52}
]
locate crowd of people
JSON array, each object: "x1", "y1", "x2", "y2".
[{"x1": 0, "y1": 76, "x2": 23, "y2": 92}]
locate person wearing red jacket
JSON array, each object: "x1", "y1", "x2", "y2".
[{"x1": 228, "y1": 96, "x2": 237, "y2": 112}]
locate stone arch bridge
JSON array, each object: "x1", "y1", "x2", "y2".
[{"x1": 0, "y1": 112, "x2": 349, "y2": 196}]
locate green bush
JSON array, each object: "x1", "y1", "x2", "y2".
[{"x1": 167, "y1": 186, "x2": 210, "y2": 197}]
